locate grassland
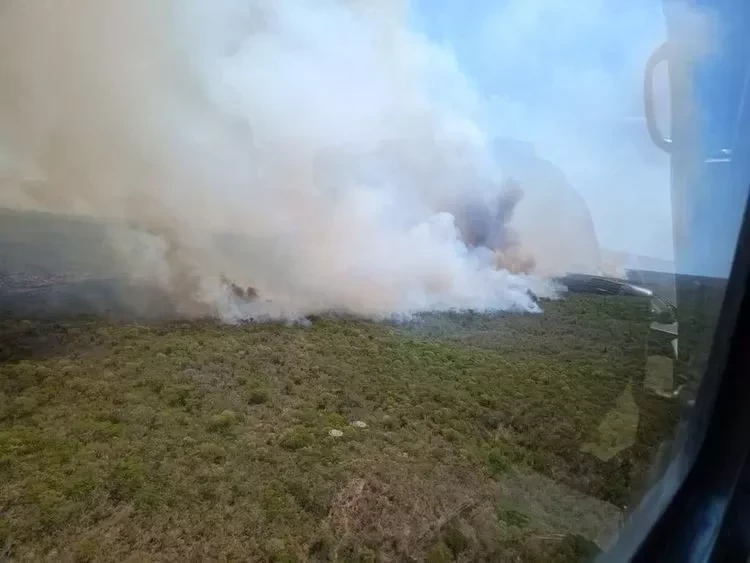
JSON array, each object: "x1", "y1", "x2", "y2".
[
  {"x1": 0, "y1": 293, "x2": 682, "y2": 562},
  {"x1": 0, "y1": 207, "x2": 704, "y2": 561}
]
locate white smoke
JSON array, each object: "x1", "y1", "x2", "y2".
[{"x1": 0, "y1": 0, "x2": 554, "y2": 319}]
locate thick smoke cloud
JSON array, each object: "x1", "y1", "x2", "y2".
[{"x1": 1, "y1": 0, "x2": 555, "y2": 319}]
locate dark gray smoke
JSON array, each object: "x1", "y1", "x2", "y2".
[{"x1": 452, "y1": 181, "x2": 523, "y2": 251}]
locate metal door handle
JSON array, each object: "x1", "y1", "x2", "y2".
[{"x1": 644, "y1": 42, "x2": 673, "y2": 153}]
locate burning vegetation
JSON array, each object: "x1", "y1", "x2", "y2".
[
  {"x1": 221, "y1": 275, "x2": 259, "y2": 302},
  {"x1": 451, "y1": 179, "x2": 537, "y2": 275},
  {"x1": 216, "y1": 176, "x2": 537, "y2": 308}
]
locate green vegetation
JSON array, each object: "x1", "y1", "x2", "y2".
[{"x1": 0, "y1": 293, "x2": 681, "y2": 561}]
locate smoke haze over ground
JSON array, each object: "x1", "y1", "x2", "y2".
[
  {"x1": 0, "y1": 0, "x2": 559, "y2": 319},
  {"x1": 0, "y1": 1, "x2": 713, "y2": 319}
]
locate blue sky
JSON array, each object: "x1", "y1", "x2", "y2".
[{"x1": 409, "y1": 0, "x2": 750, "y2": 277}]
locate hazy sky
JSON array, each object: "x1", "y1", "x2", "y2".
[
  {"x1": 411, "y1": 0, "x2": 750, "y2": 278},
  {"x1": 410, "y1": 0, "x2": 676, "y2": 263}
]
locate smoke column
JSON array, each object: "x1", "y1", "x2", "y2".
[{"x1": 0, "y1": 0, "x2": 554, "y2": 319}]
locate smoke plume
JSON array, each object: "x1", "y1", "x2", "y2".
[{"x1": 0, "y1": 0, "x2": 555, "y2": 320}]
